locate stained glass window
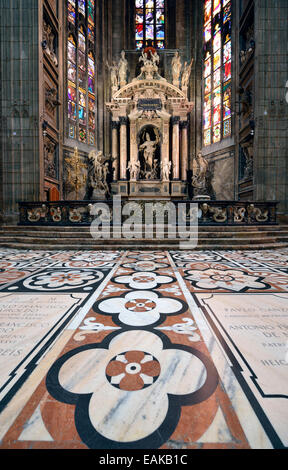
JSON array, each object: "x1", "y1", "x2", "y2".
[
  {"x1": 67, "y1": 0, "x2": 96, "y2": 145},
  {"x1": 135, "y1": 0, "x2": 165, "y2": 50},
  {"x1": 203, "y1": 0, "x2": 232, "y2": 146}
]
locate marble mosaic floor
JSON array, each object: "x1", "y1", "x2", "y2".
[{"x1": 0, "y1": 248, "x2": 287, "y2": 450}]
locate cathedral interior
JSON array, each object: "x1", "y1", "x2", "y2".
[{"x1": 0, "y1": 0, "x2": 287, "y2": 454}]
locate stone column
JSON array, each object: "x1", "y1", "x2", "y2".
[
  {"x1": 111, "y1": 121, "x2": 119, "y2": 181},
  {"x1": 180, "y1": 121, "x2": 188, "y2": 181},
  {"x1": 161, "y1": 118, "x2": 170, "y2": 180},
  {"x1": 119, "y1": 116, "x2": 128, "y2": 180},
  {"x1": 129, "y1": 118, "x2": 138, "y2": 181},
  {"x1": 172, "y1": 116, "x2": 180, "y2": 180}
]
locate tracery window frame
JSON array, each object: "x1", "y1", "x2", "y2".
[
  {"x1": 135, "y1": 0, "x2": 166, "y2": 50},
  {"x1": 67, "y1": 0, "x2": 97, "y2": 146},
  {"x1": 202, "y1": 0, "x2": 232, "y2": 147}
]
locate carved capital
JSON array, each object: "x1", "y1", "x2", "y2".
[
  {"x1": 171, "y1": 116, "x2": 180, "y2": 125},
  {"x1": 180, "y1": 120, "x2": 188, "y2": 129},
  {"x1": 119, "y1": 116, "x2": 128, "y2": 126}
]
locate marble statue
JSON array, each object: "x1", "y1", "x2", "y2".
[
  {"x1": 151, "y1": 159, "x2": 160, "y2": 180},
  {"x1": 136, "y1": 49, "x2": 165, "y2": 81},
  {"x1": 151, "y1": 50, "x2": 160, "y2": 67},
  {"x1": 139, "y1": 51, "x2": 158, "y2": 80},
  {"x1": 43, "y1": 21, "x2": 58, "y2": 67},
  {"x1": 127, "y1": 160, "x2": 141, "y2": 180},
  {"x1": 88, "y1": 150, "x2": 110, "y2": 198},
  {"x1": 118, "y1": 50, "x2": 128, "y2": 87},
  {"x1": 181, "y1": 59, "x2": 193, "y2": 92},
  {"x1": 107, "y1": 61, "x2": 119, "y2": 94},
  {"x1": 171, "y1": 51, "x2": 182, "y2": 86},
  {"x1": 139, "y1": 131, "x2": 160, "y2": 173},
  {"x1": 161, "y1": 160, "x2": 172, "y2": 181},
  {"x1": 192, "y1": 152, "x2": 209, "y2": 192}
]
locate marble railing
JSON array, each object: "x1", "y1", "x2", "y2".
[{"x1": 18, "y1": 200, "x2": 278, "y2": 226}]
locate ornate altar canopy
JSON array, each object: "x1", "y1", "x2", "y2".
[{"x1": 106, "y1": 49, "x2": 194, "y2": 199}]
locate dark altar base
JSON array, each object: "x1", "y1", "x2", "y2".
[{"x1": 18, "y1": 199, "x2": 278, "y2": 227}]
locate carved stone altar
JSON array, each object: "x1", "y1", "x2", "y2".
[{"x1": 106, "y1": 50, "x2": 194, "y2": 199}]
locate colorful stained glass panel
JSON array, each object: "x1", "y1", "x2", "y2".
[
  {"x1": 213, "y1": 105, "x2": 221, "y2": 125},
  {"x1": 223, "y1": 81, "x2": 231, "y2": 103},
  {"x1": 156, "y1": 25, "x2": 164, "y2": 39},
  {"x1": 204, "y1": 63, "x2": 212, "y2": 83},
  {"x1": 156, "y1": 10, "x2": 165, "y2": 23},
  {"x1": 223, "y1": 21, "x2": 231, "y2": 43},
  {"x1": 88, "y1": 55, "x2": 95, "y2": 76},
  {"x1": 203, "y1": 0, "x2": 232, "y2": 145},
  {"x1": 68, "y1": 1, "x2": 76, "y2": 24},
  {"x1": 146, "y1": 25, "x2": 154, "y2": 39},
  {"x1": 79, "y1": 127, "x2": 87, "y2": 142},
  {"x1": 136, "y1": 24, "x2": 144, "y2": 40},
  {"x1": 89, "y1": 112, "x2": 95, "y2": 131},
  {"x1": 89, "y1": 133, "x2": 95, "y2": 145},
  {"x1": 204, "y1": 109, "x2": 212, "y2": 130},
  {"x1": 213, "y1": 123, "x2": 221, "y2": 142},
  {"x1": 213, "y1": 49, "x2": 221, "y2": 70},
  {"x1": 67, "y1": 0, "x2": 96, "y2": 144},
  {"x1": 213, "y1": 31, "x2": 221, "y2": 52},
  {"x1": 79, "y1": 90, "x2": 86, "y2": 108},
  {"x1": 88, "y1": 76, "x2": 94, "y2": 93},
  {"x1": 223, "y1": 3, "x2": 231, "y2": 23},
  {"x1": 223, "y1": 60, "x2": 231, "y2": 81},
  {"x1": 78, "y1": 30, "x2": 86, "y2": 53},
  {"x1": 146, "y1": 11, "x2": 154, "y2": 23},
  {"x1": 69, "y1": 125, "x2": 76, "y2": 139},
  {"x1": 213, "y1": 68, "x2": 221, "y2": 88},
  {"x1": 204, "y1": 128, "x2": 211, "y2": 146},
  {"x1": 224, "y1": 41, "x2": 231, "y2": 63},
  {"x1": 78, "y1": 69, "x2": 87, "y2": 88},
  {"x1": 213, "y1": 0, "x2": 221, "y2": 17},
  {"x1": 204, "y1": 75, "x2": 211, "y2": 95},
  {"x1": 79, "y1": 107, "x2": 86, "y2": 125},
  {"x1": 223, "y1": 102, "x2": 231, "y2": 120},
  {"x1": 204, "y1": 23, "x2": 212, "y2": 42},
  {"x1": 204, "y1": 94, "x2": 212, "y2": 113},
  {"x1": 68, "y1": 101, "x2": 77, "y2": 121},
  {"x1": 78, "y1": 0, "x2": 86, "y2": 17},
  {"x1": 79, "y1": 51, "x2": 86, "y2": 71},
  {"x1": 213, "y1": 87, "x2": 221, "y2": 106},
  {"x1": 223, "y1": 118, "x2": 231, "y2": 137},
  {"x1": 204, "y1": 0, "x2": 212, "y2": 25},
  {"x1": 68, "y1": 62, "x2": 76, "y2": 82},
  {"x1": 68, "y1": 37, "x2": 76, "y2": 63},
  {"x1": 68, "y1": 83, "x2": 76, "y2": 101},
  {"x1": 136, "y1": 12, "x2": 144, "y2": 23},
  {"x1": 88, "y1": 97, "x2": 95, "y2": 113},
  {"x1": 88, "y1": 0, "x2": 94, "y2": 24},
  {"x1": 88, "y1": 26, "x2": 94, "y2": 43},
  {"x1": 135, "y1": 0, "x2": 165, "y2": 49},
  {"x1": 204, "y1": 58, "x2": 211, "y2": 78}
]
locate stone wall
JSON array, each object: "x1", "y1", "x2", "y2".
[
  {"x1": 253, "y1": 0, "x2": 288, "y2": 218},
  {"x1": 0, "y1": 0, "x2": 40, "y2": 223}
]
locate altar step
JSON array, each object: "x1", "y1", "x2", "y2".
[{"x1": 0, "y1": 225, "x2": 288, "y2": 250}]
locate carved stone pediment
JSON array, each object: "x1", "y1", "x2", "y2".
[{"x1": 112, "y1": 79, "x2": 186, "y2": 102}]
